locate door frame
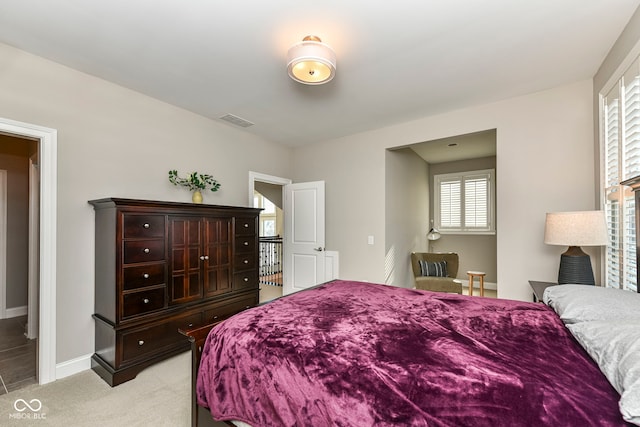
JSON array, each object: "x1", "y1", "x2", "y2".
[
  {"x1": 0, "y1": 170, "x2": 6, "y2": 319},
  {"x1": 27, "y1": 157, "x2": 39, "y2": 339},
  {"x1": 248, "y1": 172, "x2": 292, "y2": 204},
  {"x1": 0, "y1": 117, "x2": 57, "y2": 385},
  {"x1": 248, "y1": 172, "x2": 292, "y2": 290}
]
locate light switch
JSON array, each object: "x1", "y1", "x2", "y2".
[{"x1": 367, "y1": 235, "x2": 374, "y2": 245}]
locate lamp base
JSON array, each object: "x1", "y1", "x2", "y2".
[{"x1": 558, "y1": 246, "x2": 595, "y2": 285}]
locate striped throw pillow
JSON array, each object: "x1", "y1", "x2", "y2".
[{"x1": 419, "y1": 260, "x2": 448, "y2": 277}]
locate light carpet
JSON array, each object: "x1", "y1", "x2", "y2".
[{"x1": 0, "y1": 352, "x2": 192, "y2": 426}]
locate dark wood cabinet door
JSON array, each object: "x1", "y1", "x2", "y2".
[
  {"x1": 203, "y1": 217, "x2": 233, "y2": 298},
  {"x1": 169, "y1": 216, "x2": 203, "y2": 304}
]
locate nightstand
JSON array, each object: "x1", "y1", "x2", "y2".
[{"x1": 528, "y1": 280, "x2": 558, "y2": 303}]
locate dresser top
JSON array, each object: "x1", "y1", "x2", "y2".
[{"x1": 88, "y1": 197, "x2": 262, "y2": 214}]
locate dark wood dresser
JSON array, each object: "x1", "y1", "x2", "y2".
[{"x1": 89, "y1": 198, "x2": 261, "y2": 386}]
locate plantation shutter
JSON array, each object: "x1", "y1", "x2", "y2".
[
  {"x1": 439, "y1": 178, "x2": 461, "y2": 228},
  {"x1": 603, "y1": 57, "x2": 639, "y2": 292},
  {"x1": 604, "y1": 83, "x2": 622, "y2": 289},
  {"x1": 464, "y1": 174, "x2": 489, "y2": 230},
  {"x1": 623, "y1": 60, "x2": 640, "y2": 292},
  {"x1": 435, "y1": 170, "x2": 494, "y2": 233}
]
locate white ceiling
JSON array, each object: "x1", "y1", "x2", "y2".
[
  {"x1": 0, "y1": 1, "x2": 638, "y2": 150},
  {"x1": 410, "y1": 130, "x2": 497, "y2": 164}
]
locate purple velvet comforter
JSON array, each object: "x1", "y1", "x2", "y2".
[{"x1": 197, "y1": 280, "x2": 629, "y2": 426}]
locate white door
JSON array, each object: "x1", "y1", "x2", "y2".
[{"x1": 283, "y1": 181, "x2": 325, "y2": 295}]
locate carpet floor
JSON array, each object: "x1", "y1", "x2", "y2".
[{"x1": 0, "y1": 351, "x2": 229, "y2": 427}]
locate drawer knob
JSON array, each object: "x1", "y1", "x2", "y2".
[
  {"x1": 143, "y1": 248, "x2": 150, "y2": 254},
  {"x1": 212, "y1": 315, "x2": 218, "y2": 320},
  {"x1": 143, "y1": 298, "x2": 150, "y2": 304},
  {"x1": 243, "y1": 259, "x2": 249, "y2": 264},
  {"x1": 244, "y1": 223, "x2": 249, "y2": 228},
  {"x1": 143, "y1": 273, "x2": 150, "y2": 279},
  {"x1": 143, "y1": 223, "x2": 150, "y2": 229},
  {"x1": 243, "y1": 277, "x2": 249, "y2": 282},
  {"x1": 243, "y1": 241, "x2": 249, "y2": 246},
  {"x1": 138, "y1": 340, "x2": 145, "y2": 346},
  {"x1": 188, "y1": 323, "x2": 193, "y2": 327}
]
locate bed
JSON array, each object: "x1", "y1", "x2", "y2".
[{"x1": 189, "y1": 279, "x2": 640, "y2": 426}]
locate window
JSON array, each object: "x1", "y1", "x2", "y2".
[
  {"x1": 601, "y1": 56, "x2": 640, "y2": 292},
  {"x1": 254, "y1": 192, "x2": 278, "y2": 237},
  {"x1": 434, "y1": 169, "x2": 495, "y2": 233}
]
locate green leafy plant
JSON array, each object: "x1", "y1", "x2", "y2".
[{"x1": 168, "y1": 170, "x2": 221, "y2": 192}]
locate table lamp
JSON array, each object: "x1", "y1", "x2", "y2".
[{"x1": 544, "y1": 211, "x2": 608, "y2": 285}]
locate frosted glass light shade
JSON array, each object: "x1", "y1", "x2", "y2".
[
  {"x1": 287, "y1": 36, "x2": 336, "y2": 85},
  {"x1": 544, "y1": 211, "x2": 608, "y2": 246}
]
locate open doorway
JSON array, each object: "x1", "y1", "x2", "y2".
[
  {"x1": 248, "y1": 172, "x2": 291, "y2": 303},
  {"x1": 0, "y1": 117, "x2": 56, "y2": 387},
  {"x1": 0, "y1": 134, "x2": 38, "y2": 394},
  {"x1": 389, "y1": 129, "x2": 498, "y2": 295},
  {"x1": 254, "y1": 185, "x2": 284, "y2": 302}
]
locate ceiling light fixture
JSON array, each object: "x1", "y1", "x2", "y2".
[{"x1": 287, "y1": 35, "x2": 336, "y2": 85}]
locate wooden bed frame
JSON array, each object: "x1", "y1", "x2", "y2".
[{"x1": 179, "y1": 321, "x2": 233, "y2": 427}]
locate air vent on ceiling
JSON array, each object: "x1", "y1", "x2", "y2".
[{"x1": 219, "y1": 113, "x2": 254, "y2": 128}]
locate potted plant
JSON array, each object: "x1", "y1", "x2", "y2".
[{"x1": 168, "y1": 170, "x2": 221, "y2": 203}]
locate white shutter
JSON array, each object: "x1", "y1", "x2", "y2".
[
  {"x1": 624, "y1": 71, "x2": 640, "y2": 180},
  {"x1": 439, "y1": 178, "x2": 461, "y2": 228},
  {"x1": 622, "y1": 61, "x2": 640, "y2": 292},
  {"x1": 464, "y1": 174, "x2": 490, "y2": 229},
  {"x1": 435, "y1": 170, "x2": 494, "y2": 233},
  {"x1": 604, "y1": 84, "x2": 622, "y2": 289},
  {"x1": 602, "y1": 57, "x2": 639, "y2": 292}
]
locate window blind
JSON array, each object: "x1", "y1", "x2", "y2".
[
  {"x1": 439, "y1": 179, "x2": 461, "y2": 227},
  {"x1": 602, "y1": 57, "x2": 639, "y2": 292},
  {"x1": 435, "y1": 169, "x2": 494, "y2": 233}
]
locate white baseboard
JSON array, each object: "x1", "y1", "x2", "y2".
[
  {"x1": 56, "y1": 353, "x2": 92, "y2": 380},
  {"x1": 4, "y1": 305, "x2": 27, "y2": 318}
]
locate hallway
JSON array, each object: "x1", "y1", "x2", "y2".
[{"x1": 0, "y1": 315, "x2": 36, "y2": 395}]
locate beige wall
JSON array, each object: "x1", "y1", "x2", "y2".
[
  {"x1": 384, "y1": 148, "x2": 429, "y2": 288},
  {"x1": 0, "y1": 42, "x2": 293, "y2": 363},
  {"x1": 429, "y1": 156, "x2": 497, "y2": 283},
  {"x1": 292, "y1": 79, "x2": 595, "y2": 302}
]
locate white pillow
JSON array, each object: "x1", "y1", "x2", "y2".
[
  {"x1": 568, "y1": 321, "x2": 640, "y2": 425},
  {"x1": 543, "y1": 284, "x2": 640, "y2": 323}
]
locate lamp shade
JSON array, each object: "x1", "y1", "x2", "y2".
[
  {"x1": 287, "y1": 36, "x2": 336, "y2": 85},
  {"x1": 544, "y1": 211, "x2": 608, "y2": 247}
]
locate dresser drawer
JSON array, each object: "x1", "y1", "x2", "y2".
[
  {"x1": 121, "y1": 312, "x2": 201, "y2": 363},
  {"x1": 203, "y1": 294, "x2": 257, "y2": 324},
  {"x1": 235, "y1": 217, "x2": 256, "y2": 236},
  {"x1": 123, "y1": 214, "x2": 165, "y2": 239},
  {"x1": 123, "y1": 263, "x2": 166, "y2": 291},
  {"x1": 235, "y1": 236, "x2": 255, "y2": 253},
  {"x1": 122, "y1": 287, "x2": 165, "y2": 318},
  {"x1": 234, "y1": 253, "x2": 257, "y2": 270},
  {"x1": 123, "y1": 239, "x2": 165, "y2": 264},
  {"x1": 233, "y1": 270, "x2": 259, "y2": 291}
]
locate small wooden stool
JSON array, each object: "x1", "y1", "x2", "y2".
[{"x1": 467, "y1": 271, "x2": 486, "y2": 296}]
